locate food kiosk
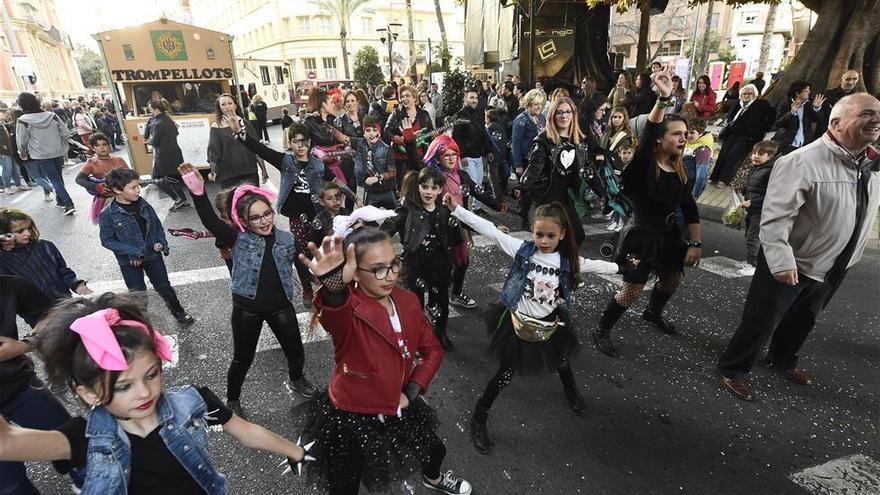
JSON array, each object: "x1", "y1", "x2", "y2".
[{"x1": 94, "y1": 19, "x2": 241, "y2": 175}]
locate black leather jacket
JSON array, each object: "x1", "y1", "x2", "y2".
[
  {"x1": 520, "y1": 132, "x2": 605, "y2": 202},
  {"x1": 452, "y1": 105, "x2": 492, "y2": 158}
]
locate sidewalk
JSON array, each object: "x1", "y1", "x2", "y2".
[{"x1": 695, "y1": 184, "x2": 880, "y2": 251}]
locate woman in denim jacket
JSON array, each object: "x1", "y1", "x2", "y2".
[
  {"x1": 443, "y1": 196, "x2": 631, "y2": 455},
  {"x1": 179, "y1": 164, "x2": 319, "y2": 419},
  {"x1": 0, "y1": 293, "x2": 312, "y2": 495}
]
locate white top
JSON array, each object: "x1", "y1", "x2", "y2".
[{"x1": 452, "y1": 206, "x2": 619, "y2": 317}]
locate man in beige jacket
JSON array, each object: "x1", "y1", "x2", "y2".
[{"x1": 718, "y1": 93, "x2": 880, "y2": 401}]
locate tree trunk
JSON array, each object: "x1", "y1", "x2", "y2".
[
  {"x1": 764, "y1": 0, "x2": 880, "y2": 106},
  {"x1": 341, "y1": 29, "x2": 351, "y2": 80},
  {"x1": 757, "y1": 3, "x2": 777, "y2": 72},
  {"x1": 434, "y1": 0, "x2": 450, "y2": 70},
  {"x1": 698, "y1": 0, "x2": 714, "y2": 77},
  {"x1": 405, "y1": 0, "x2": 417, "y2": 79},
  {"x1": 635, "y1": 0, "x2": 650, "y2": 73}
]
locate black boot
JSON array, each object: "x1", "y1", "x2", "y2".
[
  {"x1": 434, "y1": 315, "x2": 454, "y2": 351},
  {"x1": 558, "y1": 363, "x2": 586, "y2": 416},
  {"x1": 166, "y1": 298, "x2": 195, "y2": 326},
  {"x1": 593, "y1": 299, "x2": 627, "y2": 358},
  {"x1": 470, "y1": 399, "x2": 492, "y2": 454},
  {"x1": 642, "y1": 286, "x2": 677, "y2": 335}
]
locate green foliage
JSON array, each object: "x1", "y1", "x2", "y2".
[
  {"x1": 354, "y1": 46, "x2": 385, "y2": 87},
  {"x1": 75, "y1": 44, "x2": 105, "y2": 88},
  {"x1": 442, "y1": 68, "x2": 468, "y2": 116}
]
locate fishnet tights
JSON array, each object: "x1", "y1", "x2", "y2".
[{"x1": 614, "y1": 272, "x2": 682, "y2": 307}]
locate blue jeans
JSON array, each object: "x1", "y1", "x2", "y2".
[
  {"x1": 683, "y1": 155, "x2": 709, "y2": 199},
  {"x1": 28, "y1": 157, "x2": 72, "y2": 206},
  {"x1": 0, "y1": 155, "x2": 21, "y2": 188},
  {"x1": 118, "y1": 257, "x2": 183, "y2": 311},
  {"x1": 0, "y1": 381, "x2": 84, "y2": 494},
  {"x1": 461, "y1": 156, "x2": 484, "y2": 209},
  {"x1": 23, "y1": 161, "x2": 53, "y2": 194}
]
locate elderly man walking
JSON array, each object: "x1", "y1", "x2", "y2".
[{"x1": 717, "y1": 93, "x2": 880, "y2": 401}]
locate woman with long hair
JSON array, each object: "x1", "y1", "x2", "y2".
[
  {"x1": 303, "y1": 87, "x2": 356, "y2": 200},
  {"x1": 628, "y1": 73, "x2": 656, "y2": 117},
  {"x1": 520, "y1": 96, "x2": 604, "y2": 246},
  {"x1": 145, "y1": 99, "x2": 190, "y2": 210},
  {"x1": 593, "y1": 69, "x2": 702, "y2": 358},
  {"x1": 670, "y1": 75, "x2": 687, "y2": 114},
  {"x1": 690, "y1": 75, "x2": 717, "y2": 120},
  {"x1": 250, "y1": 94, "x2": 270, "y2": 143},
  {"x1": 600, "y1": 106, "x2": 637, "y2": 154},
  {"x1": 208, "y1": 93, "x2": 269, "y2": 188},
  {"x1": 383, "y1": 85, "x2": 434, "y2": 183},
  {"x1": 607, "y1": 72, "x2": 632, "y2": 110}
]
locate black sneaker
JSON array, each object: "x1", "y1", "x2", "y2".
[
  {"x1": 172, "y1": 310, "x2": 195, "y2": 326},
  {"x1": 291, "y1": 376, "x2": 318, "y2": 398},
  {"x1": 449, "y1": 293, "x2": 476, "y2": 309},
  {"x1": 422, "y1": 470, "x2": 472, "y2": 495},
  {"x1": 226, "y1": 400, "x2": 246, "y2": 419},
  {"x1": 63, "y1": 205, "x2": 76, "y2": 216}
]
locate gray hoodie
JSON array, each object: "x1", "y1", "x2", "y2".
[{"x1": 16, "y1": 111, "x2": 68, "y2": 160}]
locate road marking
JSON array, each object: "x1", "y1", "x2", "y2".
[
  {"x1": 88, "y1": 265, "x2": 232, "y2": 293},
  {"x1": 789, "y1": 454, "x2": 880, "y2": 494},
  {"x1": 255, "y1": 312, "x2": 329, "y2": 352},
  {"x1": 165, "y1": 333, "x2": 179, "y2": 368},
  {"x1": 698, "y1": 256, "x2": 751, "y2": 278}
]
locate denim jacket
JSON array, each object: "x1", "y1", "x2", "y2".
[
  {"x1": 276, "y1": 153, "x2": 324, "y2": 216},
  {"x1": 354, "y1": 138, "x2": 394, "y2": 191},
  {"x1": 99, "y1": 199, "x2": 168, "y2": 264},
  {"x1": 500, "y1": 241, "x2": 572, "y2": 314},
  {"x1": 230, "y1": 228, "x2": 300, "y2": 301},
  {"x1": 80, "y1": 386, "x2": 227, "y2": 494}
]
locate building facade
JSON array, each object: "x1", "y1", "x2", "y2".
[
  {"x1": 189, "y1": 0, "x2": 465, "y2": 83},
  {"x1": 0, "y1": 0, "x2": 84, "y2": 102}
]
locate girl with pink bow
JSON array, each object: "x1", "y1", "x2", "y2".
[
  {"x1": 0, "y1": 293, "x2": 314, "y2": 494},
  {"x1": 178, "y1": 163, "x2": 319, "y2": 419}
]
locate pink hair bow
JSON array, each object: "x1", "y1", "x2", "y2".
[
  {"x1": 69, "y1": 308, "x2": 173, "y2": 371},
  {"x1": 230, "y1": 185, "x2": 278, "y2": 232}
]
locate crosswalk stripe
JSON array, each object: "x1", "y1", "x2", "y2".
[{"x1": 789, "y1": 454, "x2": 880, "y2": 493}]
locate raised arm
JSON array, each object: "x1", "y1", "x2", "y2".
[
  {"x1": 178, "y1": 163, "x2": 239, "y2": 247},
  {"x1": 444, "y1": 196, "x2": 523, "y2": 257}
]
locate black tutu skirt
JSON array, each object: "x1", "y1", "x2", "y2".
[
  {"x1": 615, "y1": 223, "x2": 687, "y2": 284},
  {"x1": 301, "y1": 393, "x2": 441, "y2": 493},
  {"x1": 485, "y1": 304, "x2": 579, "y2": 375}
]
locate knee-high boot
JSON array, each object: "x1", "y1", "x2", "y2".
[
  {"x1": 470, "y1": 397, "x2": 493, "y2": 454},
  {"x1": 557, "y1": 362, "x2": 586, "y2": 416},
  {"x1": 643, "y1": 285, "x2": 677, "y2": 335},
  {"x1": 593, "y1": 298, "x2": 628, "y2": 358}
]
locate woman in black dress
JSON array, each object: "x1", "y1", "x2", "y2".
[{"x1": 593, "y1": 69, "x2": 702, "y2": 358}]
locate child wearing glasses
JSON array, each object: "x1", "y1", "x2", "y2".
[
  {"x1": 178, "y1": 163, "x2": 319, "y2": 419},
  {"x1": 381, "y1": 167, "x2": 461, "y2": 350},
  {"x1": 298, "y1": 229, "x2": 472, "y2": 495}
]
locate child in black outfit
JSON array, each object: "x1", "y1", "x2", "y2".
[
  {"x1": 381, "y1": 167, "x2": 461, "y2": 350},
  {"x1": 738, "y1": 140, "x2": 779, "y2": 275},
  {"x1": 309, "y1": 182, "x2": 344, "y2": 246}
]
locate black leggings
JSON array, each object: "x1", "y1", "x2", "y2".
[
  {"x1": 406, "y1": 274, "x2": 450, "y2": 333},
  {"x1": 152, "y1": 172, "x2": 186, "y2": 202},
  {"x1": 479, "y1": 354, "x2": 573, "y2": 411},
  {"x1": 328, "y1": 435, "x2": 445, "y2": 494},
  {"x1": 227, "y1": 304, "x2": 305, "y2": 401},
  {"x1": 451, "y1": 259, "x2": 469, "y2": 296}
]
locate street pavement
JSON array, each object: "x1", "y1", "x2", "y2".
[{"x1": 4, "y1": 124, "x2": 879, "y2": 495}]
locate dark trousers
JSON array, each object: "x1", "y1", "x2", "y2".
[
  {"x1": 451, "y1": 259, "x2": 469, "y2": 296},
  {"x1": 227, "y1": 304, "x2": 305, "y2": 401},
  {"x1": 152, "y1": 171, "x2": 186, "y2": 202},
  {"x1": 406, "y1": 272, "x2": 450, "y2": 333},
  {"x1": 364, "y1": 189, "x2": 397, "y2": 210},
  {"x1": 219, "y1": 173, "x2": 259, "y2": 189},
  {"x1": 744, "y1": 211, "x2": 762, "y2": 266},
  {"x1": 0, "y1": 381, "x2": 84, "y2": 494},
  {"x1": 479, "y1": 354, "x2": 572, "y2": 411},
  {"x1": 718, "y1": 251, "x2": 838, "y2": 380},
  {"x1": 256, "y1": 119, "x2": 270, "y2": 141},
  {"x1": 710, "y1": 136, "x2": 751, "y2": 184},
  {"x1": 119, "y1": 257, "x2": 183, "y2": 312},
  {"x1": 328, "y1": 433, "x2": 445, "y2": 495}
]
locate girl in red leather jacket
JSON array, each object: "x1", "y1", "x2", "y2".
[{"x1": 299, "y1": 228, "x2": 472, "y2": 495}]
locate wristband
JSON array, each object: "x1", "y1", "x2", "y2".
[
  {"x1": 182, "y1": 171, "x2": 204, "y2": 196},
  {"x1": 317, "y1": 261, "x2": 347, "y2": 293},
  {"x1": 686, "y1": 240, "x2": 702, "y2": 248},
  {"x1": 657, "y1": 95, "x2": 672, "y2": 102}
]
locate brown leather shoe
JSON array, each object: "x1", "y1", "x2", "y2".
[
  {"x1": 720, "y1": 375, "x2": 753, "y2": 401},
  {"x1": 782, "y1": 368, "x2": 812, "y2": 385}
]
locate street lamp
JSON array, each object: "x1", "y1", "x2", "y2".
[{"x1": 377, "y1": 23, "x2": 402, "y2": 82}]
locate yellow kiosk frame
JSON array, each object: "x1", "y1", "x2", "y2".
[{"x1": 94, "y1": 19, "x2": 242, "y2": 175}]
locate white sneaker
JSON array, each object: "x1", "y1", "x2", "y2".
[
  {"x1": 44, "y1": 193, "x2": 54, "y2": 202},
  {"x1": 17, "y1": 184, "x2": 31, "y2": 191},
  {"x1": 422, "y1": 470, "x2": 472, "y2": 495},
  {"x1": 508, "y1": 172, "x2": 517, "y2": 181},
  {"x1": 736, "y1": 265, "x2": 756, "y2": 276}
]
